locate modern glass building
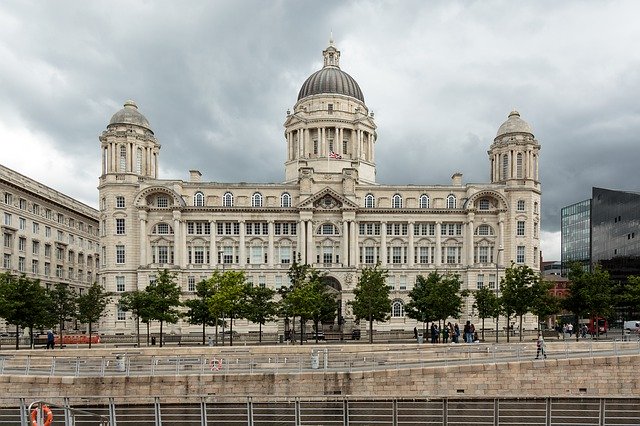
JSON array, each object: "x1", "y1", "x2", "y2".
[{"x1": 561, "y1": 199, "x2": 591, "y2": 274}]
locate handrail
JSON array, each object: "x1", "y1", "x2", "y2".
[{"x1": 27, "y1": 399, "x2": 110, "y2": 425}]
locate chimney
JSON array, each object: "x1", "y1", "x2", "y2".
[
  {"x1": 189, "y1": 170, "x2": 202, "y2": 182},
  {"x1": 451, "y1": 172, "x2": 463, "y2": 186}
]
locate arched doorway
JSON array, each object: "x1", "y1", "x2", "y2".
[{"x1": 322, "y1": 276, "x2": 343, "y2": 336}]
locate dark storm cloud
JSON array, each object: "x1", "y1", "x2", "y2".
[{"x1": 2, "y1": 1, "x2": 640, "y2": 259}]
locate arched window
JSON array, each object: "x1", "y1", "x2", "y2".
[
  {"x1": 501, "y1": 154, "x2": 509, "y2": 180},
  {"x1": 153, "y1": 223, "x2": 174, "y2": 234},
  {"x1": 517, "y1": 200, "x2": 525, "y2": 211},
  {"x1": 194, "y1": 192, "x2": 205, "y2": 207},
  {"x1": 136, "y1": 148, "x2": 142, "y2": 174},
  {"x1": 516, "y1": 153, "x2": 523, "y2": 178},
  {"x1": 223, "y1": 192, "x2": 234, "y2": 207},
  {"x1": 156, "y1": 195, "x2": 169, "y2": 208},
  {"x1": 392, "y1": 194, "x2": 403, "y2": 209},
  {"x1": 251, "y1": 192, "x2": 262, "y2": 207},
  {"x1": 318, "y1": 223, "x2": 338, "y2": 235},
  {"x1": 446, "y1": 194, "x2": 457, "y2": 209},
  {"x1": 364, "y1": 193, "x2": 375, "y2": 208},
  {"x1": 534, "y1": 201, "x2": 539, "y2": 214},
  {"x1": 419, "y1": 194, "x2": 430, "y2": 209},
  {"x1": 478, "y1": 198, "x2": 490, "y2": 210},
  {"x1": 281, "y1": 193, "x2": 291, "y2": 208},
  {"x1": 476, "y1": 224, "x2": 493, "y2": 236},
  {"x1": 119, "y1": 145, "x2": 127, "y2": 172},
  {"x1": 392, "y1": 300, "x2": 404, "y2": 318}
]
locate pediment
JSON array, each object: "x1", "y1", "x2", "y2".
[{"x1": 298, "y1": 187, "x2": 359, "y2": 210}]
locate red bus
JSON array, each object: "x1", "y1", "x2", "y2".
[{"x1": 584, "y1": 317, "x2": 608, "y2": 335}]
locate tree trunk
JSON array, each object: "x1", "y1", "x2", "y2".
[
  {"x1": 259, "y1": 322, "x2": 262, "y2": 343},
  {"x1": 369, "y1": 316, "x2": 374, "y2": 344},
  {"x1": 146, "y1": 322, "x2": 150, "y2": 347},
  {"x1": 29, "y1": 327, "x2": 34, "y2": 349},
  {"x1": 160, "y1": 320, "x2": 164, "y2": 347},
  {"x1": 136, "y1": 316, "x2": 141, "y2": 347},
  {"x1": 481, "y1": 318, "x2": 485, "y2": 341},
  {"x1": 88, "y1": 322, "x2": 92, "y2": 349},
  {"x1": 202, "y1": 322, "x2": 206, "y2": 346},
  {"x1": 230, "y1": 316, "x2": 234, "y2": 347},
  {"x1": 15, "y1": 325, "x2": 19, "y2": 350},
  {"x1": 59, "y1": 320, "x2": 64, "y2": 349},
  {"x1": 519, "y1": 315, "x2": 524, "y2": 342},
  {"x1": 506, "y1": 315, "x2": 510, "y2": 343}
]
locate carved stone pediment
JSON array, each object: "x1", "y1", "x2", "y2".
[{"x1": 298, "y1": 187, "x2": 359, "y2": 211}]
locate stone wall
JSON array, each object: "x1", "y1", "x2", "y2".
[{"x1": 2, "y1": 351, "x2": 638, "y2": 404}]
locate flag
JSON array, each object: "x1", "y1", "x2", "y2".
[{"x1": 329, "y1": 151, "x2": 342, "y2": 159}]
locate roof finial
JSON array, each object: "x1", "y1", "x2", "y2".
[{"x1": 329, "y1": 30, "x2": 334, "y2": 46}]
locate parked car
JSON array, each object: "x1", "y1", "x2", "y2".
[{"x1": 624, "y1": 320, "x2": 640, "y2": 332}]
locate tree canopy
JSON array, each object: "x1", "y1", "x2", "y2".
[
  {"x1": 349, "y1": 264, "x2": 391, "y2": 343},
  {"x1": 76, "y1": 281, "x2": 111, "y2": 348}
]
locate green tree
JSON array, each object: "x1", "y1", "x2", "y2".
[
  {"x1": 211, "y1": 270, "x2": 248, "y2": 347},
  {"x1": 529, "y1": 279, "x2": 561, "y2": 330},
  {"x1": 473, "y1": 286, "x2": 500, "y2": 341},
  {"x1": 0, "y1": 273, "x2": 55, "y2": 349},
  {"x1": 146, "y1": 269, "x2": 182, "y2": 347},
  {"x1": 564, "y1": 263, "x2": 613, "y2": 338},
  {"x1": 244, "y1": 285, "x2": 278, "y2": 343},
  {"x1": 120, "y1": 290, "x2": 153, "y2": 347},
  {"x1": 48, "y1": 283, "x2": 77, "y2": 349},
  {"x1": 622, "y1": 275, "x2": 640, "y2": 320},
  {"x1": 405, "y1": 273, "x2": 439, "y2": 334},
  {"x1": 76, "y1": 282, "x2": 111, "y2": 348},
  {"x1": 308, "y1": 278, "x2": 336, "y2": 343},
  {"x1": 349, "y1": 264, "x2": 391, "y2": 344},
  {"x1": 501, "y1": 263, "x2": 538, "y2": 342},
  {"x1": 183, "y1": 278, "x2": 218, "y2": 345}
]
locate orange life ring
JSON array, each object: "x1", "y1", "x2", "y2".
[
  {"x1": 30, "y1": 404, "x2": 53, "y2": 426},
  {"x1": 209, "y1": 358, "x2": 222, "y2": 371}
]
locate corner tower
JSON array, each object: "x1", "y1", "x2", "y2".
[{"x1": 284, "y1": 40, "x2": 377, "y2": 184}]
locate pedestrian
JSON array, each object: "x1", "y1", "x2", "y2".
[
  {"x1": 430, "y1": 323, "x2": 438, "y2": 344},
  {"x1": 535, "y1": 332, "x2": 546, "y2": 359},
  {"x1": 453, "y1": 323, "x2": 460, "y2": 343},
  {"x1": 567, "y1": 323, "x2": 573, "y2": 337},
  {"x1": 46, "y1": 330, "x2": 55, "y2": 349},
  {"x1": 414, "y1": 326, "x2": 418, "y2": 341},
  {"x1": 464, "y1": 321, "x2": 472, "y2": 343},
  {"x1": 443, "y1": 325, "x2": 449, "y2": 343}
]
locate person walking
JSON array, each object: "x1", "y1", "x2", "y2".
[
  {"x1": 464, "y1": 321, "x2": 472, "y2": 343},
  {"x1": 46, "y1": 330, "x2": 55, "y2": 349},
  {"x1": 535, "y1": 332, "x2": 547, "y2": 359},
  {"x1": 453, "y1": 323, "x2": 460, "y2": 343},
  {"x1": 414, "y1": 326, "x2": 418, "y2": 341}
]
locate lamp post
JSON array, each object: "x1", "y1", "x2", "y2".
[
  {"x1": 217, "y1": 249, "x2": 224, "y2": 346},
  {"x1": 495, "y1": 246, "x2": 504, "y2": 343}
]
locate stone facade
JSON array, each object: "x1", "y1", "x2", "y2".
[
  {"x1": 0, "y1": 164, "x2": 100, "y2": 332},
  {"x1": 98, "y1": 41, "x2": 541, "y2": 335}
]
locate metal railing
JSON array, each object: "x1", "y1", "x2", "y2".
[
  {"x1": 1, "y1": 395, "x2": 639, "y2": 425},
  {"x1": 26, "y1": 399, "x2": 109, "y2": 425},
  {"x1": 0, "y1": 340, "x2": 639, "y2": 378}
]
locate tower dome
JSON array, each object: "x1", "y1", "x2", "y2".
[
  {"x1": 495, "y1": 110, "x2": 533, "y2": 139},
  {"x1": 297, "y1": 41, "x2": 364, "y2": 102},
  {"x1": 109, "y1": 100, "x2": 153, "y2": 133}
]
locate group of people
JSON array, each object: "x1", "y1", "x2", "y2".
[{"x1": 413, "y1": 321, "x2": 479, "y2": 344}]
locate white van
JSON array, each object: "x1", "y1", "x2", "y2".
[{"x1": 623, "y1": 320, "x2": 640, "y2": 332}]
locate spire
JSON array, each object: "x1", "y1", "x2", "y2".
[{"x1": 323, "y1": 36, "x2": 340, "y2": 68}]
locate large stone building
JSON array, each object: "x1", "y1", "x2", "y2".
[
  {"x1": 1, "y1": 164, "x2": 101, "y2": 332},
  {"x1": 99, "y1": 40, "x2": 542, "y2": 335}
]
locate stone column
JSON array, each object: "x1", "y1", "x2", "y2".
[
  {"x1": 351, "y1": 220, "x2": 358, "y2": 267},
  {"x1": 210, "y1": 220, "x2": 217, "y2": 267},
  {"x1": 239, "y1": 220, "x2": 246, "y2": 267},
  {"x1": 380, "y1": 222, "x2": 387, "y2": 266},
  {"x1": 173, "y1": 210, "x2": 182, "y2": 267},
  {"x1": 306, "y1": 220, "x2": 313, "y2": 265},
  {"x1": 435, "y1": 222, "x2": 442, "y2": 266},
  {"x1": 298, "y1": 220, "x2": 305, "y2": 264},
  {"x1": 498, "y1": 216, "x2": 505, "y2": 265},
  {"x1": 408, "y1": 222, "x2": 415, "y2": 267},
  {"x1": 467, "y1": 217, "x2": 475, "y2": 266},
  {"x1": 139, "y1": 210, "x2": 147, "y2": 267},
  {"x1": 268, "y1": 220, "x2": 274, "y2": 266},
  {"x1": 342, "y1": 220, "x2": 349, "y2": 267}
]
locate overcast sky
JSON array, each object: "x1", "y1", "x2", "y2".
[{"x1": 2, "y1": 1, "x2": 640, "y2": 261}]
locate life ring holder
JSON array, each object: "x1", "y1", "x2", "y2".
[
  {"x1": 209, "y1": 357, "x2": 223, "y2": 371},
  {"x1": 30, "y1": 404, "x2": 53, "y2": 426}
]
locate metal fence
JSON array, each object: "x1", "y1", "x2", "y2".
[
  {"x1": 1, "y1": 340, "x2": 640, "y2": 378},
  {"x1": 2, "y1": 396, "x2": 640, "y2": 425}
]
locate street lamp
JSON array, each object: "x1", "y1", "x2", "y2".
[
  {"x1": 495, "y1": 245, "x2": 504, "y2": 343},
  {"x1": 217, "y1": 249, "x2": 225, "y2": 346}
]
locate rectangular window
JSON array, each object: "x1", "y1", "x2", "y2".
[
  {"x1": 19, "y1": 217, "x2": 26, "y2": 230},
  {"x1": 32, "y1": 241, "x2": 40, "y2": 255},
  {"x1": 19, "y1": 198, "x2": 27, "y2": 210},
  {"x1": 274, "y1": 275, "x2": 283, "y2": 290},
  {"x1": 313, "y1": 140, "x2": 318, "y2": 154},
  {"x1": 116, "y1": 276, "x2": 125, "y2": 292},
  {"x1": 364, "y1": 247, "x2": 375, "y2": 264},
  {"x1": 18, "y1": 256, "x2": 25, "y2": 272},
  {"x1": 116, "y1": 218, "x2": 125, "y2": 235},
  {"x1": 3, "y1": 233, "x2": 11, "y2": 248},
  {"x1": 3, "y1": 213, "x2": 11, "y2": 226},
  {"x1": 188, "y1": 276, "x2": 196, "y2": 292},
  {"x1": 477, "y1": 274, "x2": 484, "y2": 289},
  {"x1": 45, "y1": 226, "x2": 51, "y2": 237},
  {"x1": 45, "y1": 209, "x2": 52, "y2": 220},
  {"x1": 3, "y1": 192, "x2": 12, "y2": 204},
  {"x1": 44, "y1": 244, "x2": 51, "y2": 257},
  {"x1": 392, "y1": 247, "x2": 403, "y2": 264},
  {"x1": 32, "y1": 222, "x2": 40, "y2": 234},
  {"x1": 399, "y1": 276, "x2": 406, "y2": 290},
  {"x1": 3, "y1": 254, "x2": 11, "y2": 269},
  {"x1": 478, "y1": 246, "x2": 489, "y2": 263},
  {"x1": 343, "y1": 140, "x2": 348, "y2": 154},
  {"x1": 157, "y1": 197, "x2": 168, "y2": 208},
  {"x1": 56, "y1": 247, "x2": 64, "y2": 261},
  {"x1": 488, "y1": 274, "x2": 496, "y2": 290},
  {"x1": 44, "y1": 262, "x2": 50, "y2": 276},
  {"x1": 57, "y1": 213, "x2": 64, "y2": 224},
  {"x1": 117, "y1": 304, "x2": 126, "y2": 321},
  {"x1": 18, "y1": 237, "x2": 26, "y2": 251},
  {"x1": 57, "y1": 230, "x2": 63, "y2": 241},
  {"x1": 517, "y1": 221, "x2": 525, "y2": 236},
  {"x1": 56, "y1": 265, "x2": 63, "y2": 278},
  {"x1": 279, "y1": 246, "x2": 291, "y2": 264},
  {"x1": 517, "y1": 246, "x2": 525, "y2": 264},
  {"x1": 258, "y1": 275, "x2": 266, "y2": 288},
  {"x1": 250, "y1": 246, "x2": 263, "y2": 264},
  {"x1": 116, "y1": 245, "x2": 125, "y2": 264},
  {"x1": 116, "y1": 196, "x2": 125, "y2": 208}
]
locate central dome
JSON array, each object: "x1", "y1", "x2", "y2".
[{"x1": 297, "y1": 42, "x2": 365, "y2": 103}]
